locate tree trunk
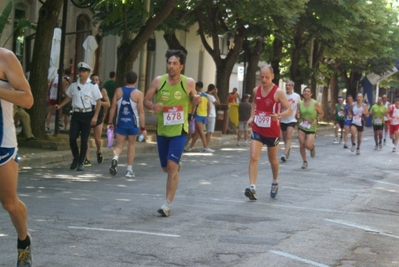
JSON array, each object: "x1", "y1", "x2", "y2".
[
  {"x1": 329, "y1": 73, "x2": 338, "y2": 120},
  {"x1": 245, "y1": 37, "x2": 264, "y2": 96},
  {"x1": 114, "y1": 0, "x2": 177, "y2": 88},
  {"x1": 163, "y1": 32, "x2": 187, "y2": 54},
  {"x1": 194, "y1": 9, "x2": 245, "y2": 104},
  {"x1": 290, "y1": 25, "x2": 305, "y2": 94},
  {"x1": 29, "y1": 0, "x2": 63, "y2": 139},
  {"x1": 271, "y1": 37, "x2": 283, "y2": 85},
  {"x1": 321, "y1": 84, "x2": 329, "y2": 121}
]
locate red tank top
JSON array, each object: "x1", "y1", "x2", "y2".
[{"x1": 252, "y1": 84, "x2": 281, "y2": 138}]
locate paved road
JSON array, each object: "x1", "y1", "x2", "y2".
[{"x1": 1, "y1": 128, "x2": 399, "y2": 266}]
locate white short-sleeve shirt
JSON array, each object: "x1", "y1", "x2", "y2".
[
  {"x1": 281, "y1": 92, "x2": 301, "y2": 124},
  {"x1": 66, "y1": 79, "x2": 102, "y2": 109}
]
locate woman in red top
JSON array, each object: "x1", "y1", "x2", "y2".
[
  {"x1": 244, "y1": 65, "x2": 292, "y2": 200},
  {"x1": 228, "y1": 87, "x2": 240, "y2": 103}
]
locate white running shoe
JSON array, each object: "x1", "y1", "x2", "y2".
[
  {"x1": 183, "y1": 147, "x2": 192, "y2": 152},
  {"x1": 351, "y1": 144, "x2": 356, "y2": 152},
  {"x1": 158, "y1": 201, "x2": 172, "y2": 217},
  {"x1": 202, "y1": 147, "x2": 215, "y2": 152},
  {"x1": 125, "y1": 170, "x2": 135, "y2": 178}
]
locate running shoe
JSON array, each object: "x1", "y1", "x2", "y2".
[
  {"x1": 77, "y1": 163, "x2": 84, "y2": 171},
  {"x1": 84, "y1": 159, "x2": 91, "y2": 167},
  {"x1": 17, "y1": 233, "x2": 32, "y2": 267},
  {"x1": 270, "y1": 183, "x2": 278, "y2": 198},
  {"x1": 70, "y1": 157, "x2": 79, "y2": 170},
  {"x1": 351, "y1": 143, "x2": 356, "y2": 152},
  {"x1": 183, "y1": 147, "x2": 192, "y2": 152},
  {"x1": 374, "y1": 145, "x2": 378, "y2": 150},
  {"x1": 158, "y1": 201, "x2": 172, "y2": 217},
  {"x1": 393, "y1": 147, "x2": 396, "y2": 153},
  {"x1": 97, "y1": 152, "x2": 103, "y2": 164},
  {"x1": 379, "y1": 143, "x2": 382, "y2": 150},
  {"x1": 343, "y1": 144, "x2": 348, "y2": 149},
  {"x1": 109, "y1": 159, "x2": 118, "y2": 176},
  {"x1": 45, "y1": 127, "x2": 51, "y2": 133},
  {"x1": 125, "y1": 170, "x2": 135, "y2": 178},
  {"x1": 202, "y1": 147, "x2": 215, "y2": 152},
  {"x1": 333, "y1": 137, "x2": 337, "y2": 142},
  {"x1": 310, "y1": 146, "x2": 316, "y2": 158},
  {"x1": 280, "y1": 154, "x2": 287, "y2": 162},
  {"x1": 237, "y1": 141, "x2": 242, "y2": 146},
  {"x1": 301, "y1": 161, "x2": 308, "y2": 169},
  {"x1": 356, "y1": 148, "x2": 360, "y2": 155},
  {"x1": 339, "y1": 136, "x2": 343, "y2": 144},
  {"x1": 243, "y1": 140, "x2": 250, "y2": 146},
  {"x1": 244, "y1": 187, "x2": 257, "y2": 200}
]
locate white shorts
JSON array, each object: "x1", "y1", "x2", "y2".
[
  {"x1": 239, "y1": 121, "x2": 249, "y2": 131},
  {"x1": 206, "y1": 117, "x2": 216, "y2": 133}
]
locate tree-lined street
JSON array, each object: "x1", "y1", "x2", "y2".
[{"x1": 1, "y1": 129, "x2": 398, "y2": 266}]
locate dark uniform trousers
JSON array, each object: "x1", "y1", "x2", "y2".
[{"x1": 69, "y1": 111, "x2": 94, "y2": 163}]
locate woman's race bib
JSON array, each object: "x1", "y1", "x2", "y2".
[
  {"x1": 163, "y1": 106, "x2": 184, "y2": 126},
  {"x1": 299, "y1": 119, "x2": 312, "y2": 129},
  {"x1": 352, "y1": 114, "x2": 362, "y2": 125},
  {"x1": 374, "y1": 117, "x2": 382, "y2": 125}
]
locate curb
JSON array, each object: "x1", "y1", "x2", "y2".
[{"x1": 17, "y1": 125, "x2": 334, "y2": 169}]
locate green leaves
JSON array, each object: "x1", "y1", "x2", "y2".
[{"x1": 0, "y1": 0, "x2": 12, "y2": 40}]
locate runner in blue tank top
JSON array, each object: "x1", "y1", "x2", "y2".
[{"x1": 107, "y1": 71, "x2": 147, "y2": 178}]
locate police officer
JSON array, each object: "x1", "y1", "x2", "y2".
[{"x1": 56, "y1": 62, "x2": 102, "y2": 171}]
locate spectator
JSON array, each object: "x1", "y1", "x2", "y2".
[
  {"x1": 55, "y1": 62, "x2": 103, "y2": 171},
  {"x1": 103, "y1": 71, "x2": 116, "y2": 125},
  {"x1": 14, "y1": 105, "x2": 36, "y2": 141},
  {"x1": 84, "y1": 74, "x2": 110, "y2": 166},
  {"x1": 186, "y1": 82, "x2": 214, "y2": 152},
  {"x1": 237, "y1": 94, "x2": 251, "y2": 146},
  {"x1": 206, "y1": 84, "x2": 220, "y2": 147},
  {"x1": 228, "y1": 87, "x2": 240, "y2": 103}
]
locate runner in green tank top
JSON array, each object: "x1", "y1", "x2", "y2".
[
  {"x1": 369, "y1": 96, "x2": 388, "y2": 150},
  {"x1": 144, "y1": 50, "x2": 201, "y2": 217},
  {"x1": 333, "y1": 97, "x2": 345, "y2": 142},
  {"x1": 297, "y1": 87, "x2": 324, "y2": 169}
]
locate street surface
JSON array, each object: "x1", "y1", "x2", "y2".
[{"x1": 1, "y1": 128, "x2": 399, "y2": 267}]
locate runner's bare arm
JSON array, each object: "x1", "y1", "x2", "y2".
[
  {"x1": 315, "y1": 102, "x2": 324, "y2": 121},
  {"x1": 144, "y1": 76, "x2": 163, "y2": 113},
  {"x1": 277, "y1": 89, "x2": 292, "y2": 119},
  {"x1": 107, "y1": 87, "x2": 122, "y2": 124},
  {"x1": 187, "y1": 78, "x2": 201, "y2": 105},
  {"x1": 0, "y1": 48, "x2": 33, "y2": 108}
]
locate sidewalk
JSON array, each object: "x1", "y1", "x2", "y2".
[{"x1": 16, "y1": 113, "x2": 334, "y2": 169}]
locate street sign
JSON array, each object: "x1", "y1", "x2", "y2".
[{"x1": 237, "y1": 66, "x2": 244, "y2": 81}]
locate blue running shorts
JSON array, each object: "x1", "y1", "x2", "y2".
[{"x1": 157, "y1": 134, "x2": 188, "y2": 168}]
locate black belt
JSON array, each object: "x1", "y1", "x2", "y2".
[{"x1": 73, "y1": 108, "x2": 92, "y2": 113}]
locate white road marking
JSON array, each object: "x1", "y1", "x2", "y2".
[
  {"x1": 374, "y1": 180, "x2": 399, "y2": 187},
  {"x1": 68, "y1": 226, "x2": 180, "y2": 237},
  {"x1": 325, "y1": 219, "x2": 399, "y2": 239},
  {"x1": 269, "y1": 250, "x2": 330, "y2": 267}
]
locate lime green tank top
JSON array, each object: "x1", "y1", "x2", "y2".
[
  {"x1": 298, "y1": 99, "x2": 317, "y2": 132},
  {"x1": 156, "y1": 74, "x2": 189, "y2": 137}
]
